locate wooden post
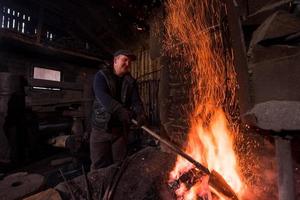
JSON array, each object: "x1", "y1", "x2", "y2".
[
  {"x1": 225, "y1": 0, "x2": 252, "y2": 117},
  {"x1": 275, "y1": 136, "x2": 295, "y2": 200},
  {"x1": 36, "y1": 6, "x2": 44, "y2": 44}
]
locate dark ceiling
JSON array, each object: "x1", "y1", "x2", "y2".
[{"x1": 1, "y1": 0, "x2": 162, "y2": 60}]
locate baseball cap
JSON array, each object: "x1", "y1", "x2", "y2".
[{"x1": 113, "y1": 49, "x2": 136, "y2": 61}]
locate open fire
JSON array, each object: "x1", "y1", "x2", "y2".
[{"x1": 163, "y1": 0, "x2": 245, "y2": 199}]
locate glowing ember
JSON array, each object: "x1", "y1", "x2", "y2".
[{"x1": 163, "y1": 0, "x2": 245, "y2": 199}]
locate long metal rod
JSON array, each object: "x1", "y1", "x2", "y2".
[
  {"x1": 59, "y1": 168, "x2": 76, "y2": 200},
  {"x1": 82, "y1": 166, "x2": 92, "y2": 200},
  {"x1": 132, "y1": 119, "x2": 210, "y2": 174}
]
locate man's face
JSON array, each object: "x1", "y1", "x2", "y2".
[{"x1": 113, "y1": 55, "x2": 132, "y2": 77}]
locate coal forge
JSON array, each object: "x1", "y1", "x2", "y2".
[
  {"x1": 56, "y1": 147, "x2": 176, "y2": 200},
  {"x1": 55, "y1": 146, "x2": 239, "y2": 200}
]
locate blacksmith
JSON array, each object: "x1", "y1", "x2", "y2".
[{"x1": 90, "y1": 49, "x2": 146, "y2": 170}]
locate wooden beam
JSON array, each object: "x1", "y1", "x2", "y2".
[
  {"x1": 82, "y1": 2, "x2": 128, "y2": 49},
  {"x1": 36, "y1": 6, "x2": 44, "y2": 43},
  {"x1": 275, "y1": 136, "x2": 296, "y2": 200},
  {"x1": 20, "y1": 0, "x2": 132, "y2": 55},
  {"x1": 0, "y1": 30, "x2": 104, "y2": 63},
  {"x1": 73, "y1": 20, "x2": 115, "y2": 53},
  {"x1": 29, "y1": 78, "x2": 83, "y2": 90},
  {"x1": 28, "y1": 0, "x2": 114, "y2": 55},
  {"x1": 225, "y1": 0, "x2": 252, "y2": 117}
]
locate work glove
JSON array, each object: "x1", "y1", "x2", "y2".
[
  {"x1": 117, "y1": 108, "x2": 133, "y2": 125},
  {"x1": 137, "y1": 113, "x2": 147, "y2": 127},
  {"x1": 116, "y1": 108, "x2": 134, "y2": 137}
]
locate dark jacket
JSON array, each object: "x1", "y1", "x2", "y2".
[{"x1": 92, "y1": 68, "x2": 144, "y2": 130}]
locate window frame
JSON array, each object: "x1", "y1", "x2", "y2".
[{"x1": 32, "y1": 66, "x2": 62, "y2": 82}]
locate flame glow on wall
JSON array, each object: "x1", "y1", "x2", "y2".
[{"x1": 163, "y1": 0, "x2": 245, "y2": 198}]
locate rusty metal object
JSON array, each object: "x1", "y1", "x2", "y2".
[
  {"x1": 132, "y1": 119, "x2": 239, "y2": 200},
  {"x1": 0, "y1": 172, "x2": 44, "y2": 200}
]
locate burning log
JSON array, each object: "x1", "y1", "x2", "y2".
[
  {"x1": 168, "y1": 168, "x2": 206, "y2": 191},
  {"x1": 169, "y1": 168, "x2": 225, "y2": 200}
]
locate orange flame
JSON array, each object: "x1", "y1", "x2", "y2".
[
  {"x1": 163, "y1": 0, "x2": 245, "y2": 199},
  {"x1": 170, "y1": 109, "x2": 243, "y2": 198}
]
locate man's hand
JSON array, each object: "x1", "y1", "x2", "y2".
[
  {"x1": 137, "y1": 114, "x2": 147, "y2": 127},
  {"x1": 117, "y1": 108, "x2": 133, "y2": 137},
  {"x1": 117, "y1": 108, "x2": 133, "y2": 125}
]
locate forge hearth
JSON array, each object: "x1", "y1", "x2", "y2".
[
  {"x1": 56, "y1": 147, "x2": 177, "y2": 200},
  {"x1": 55, "y1": 147, "x2": 238, "y2": 200}
]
